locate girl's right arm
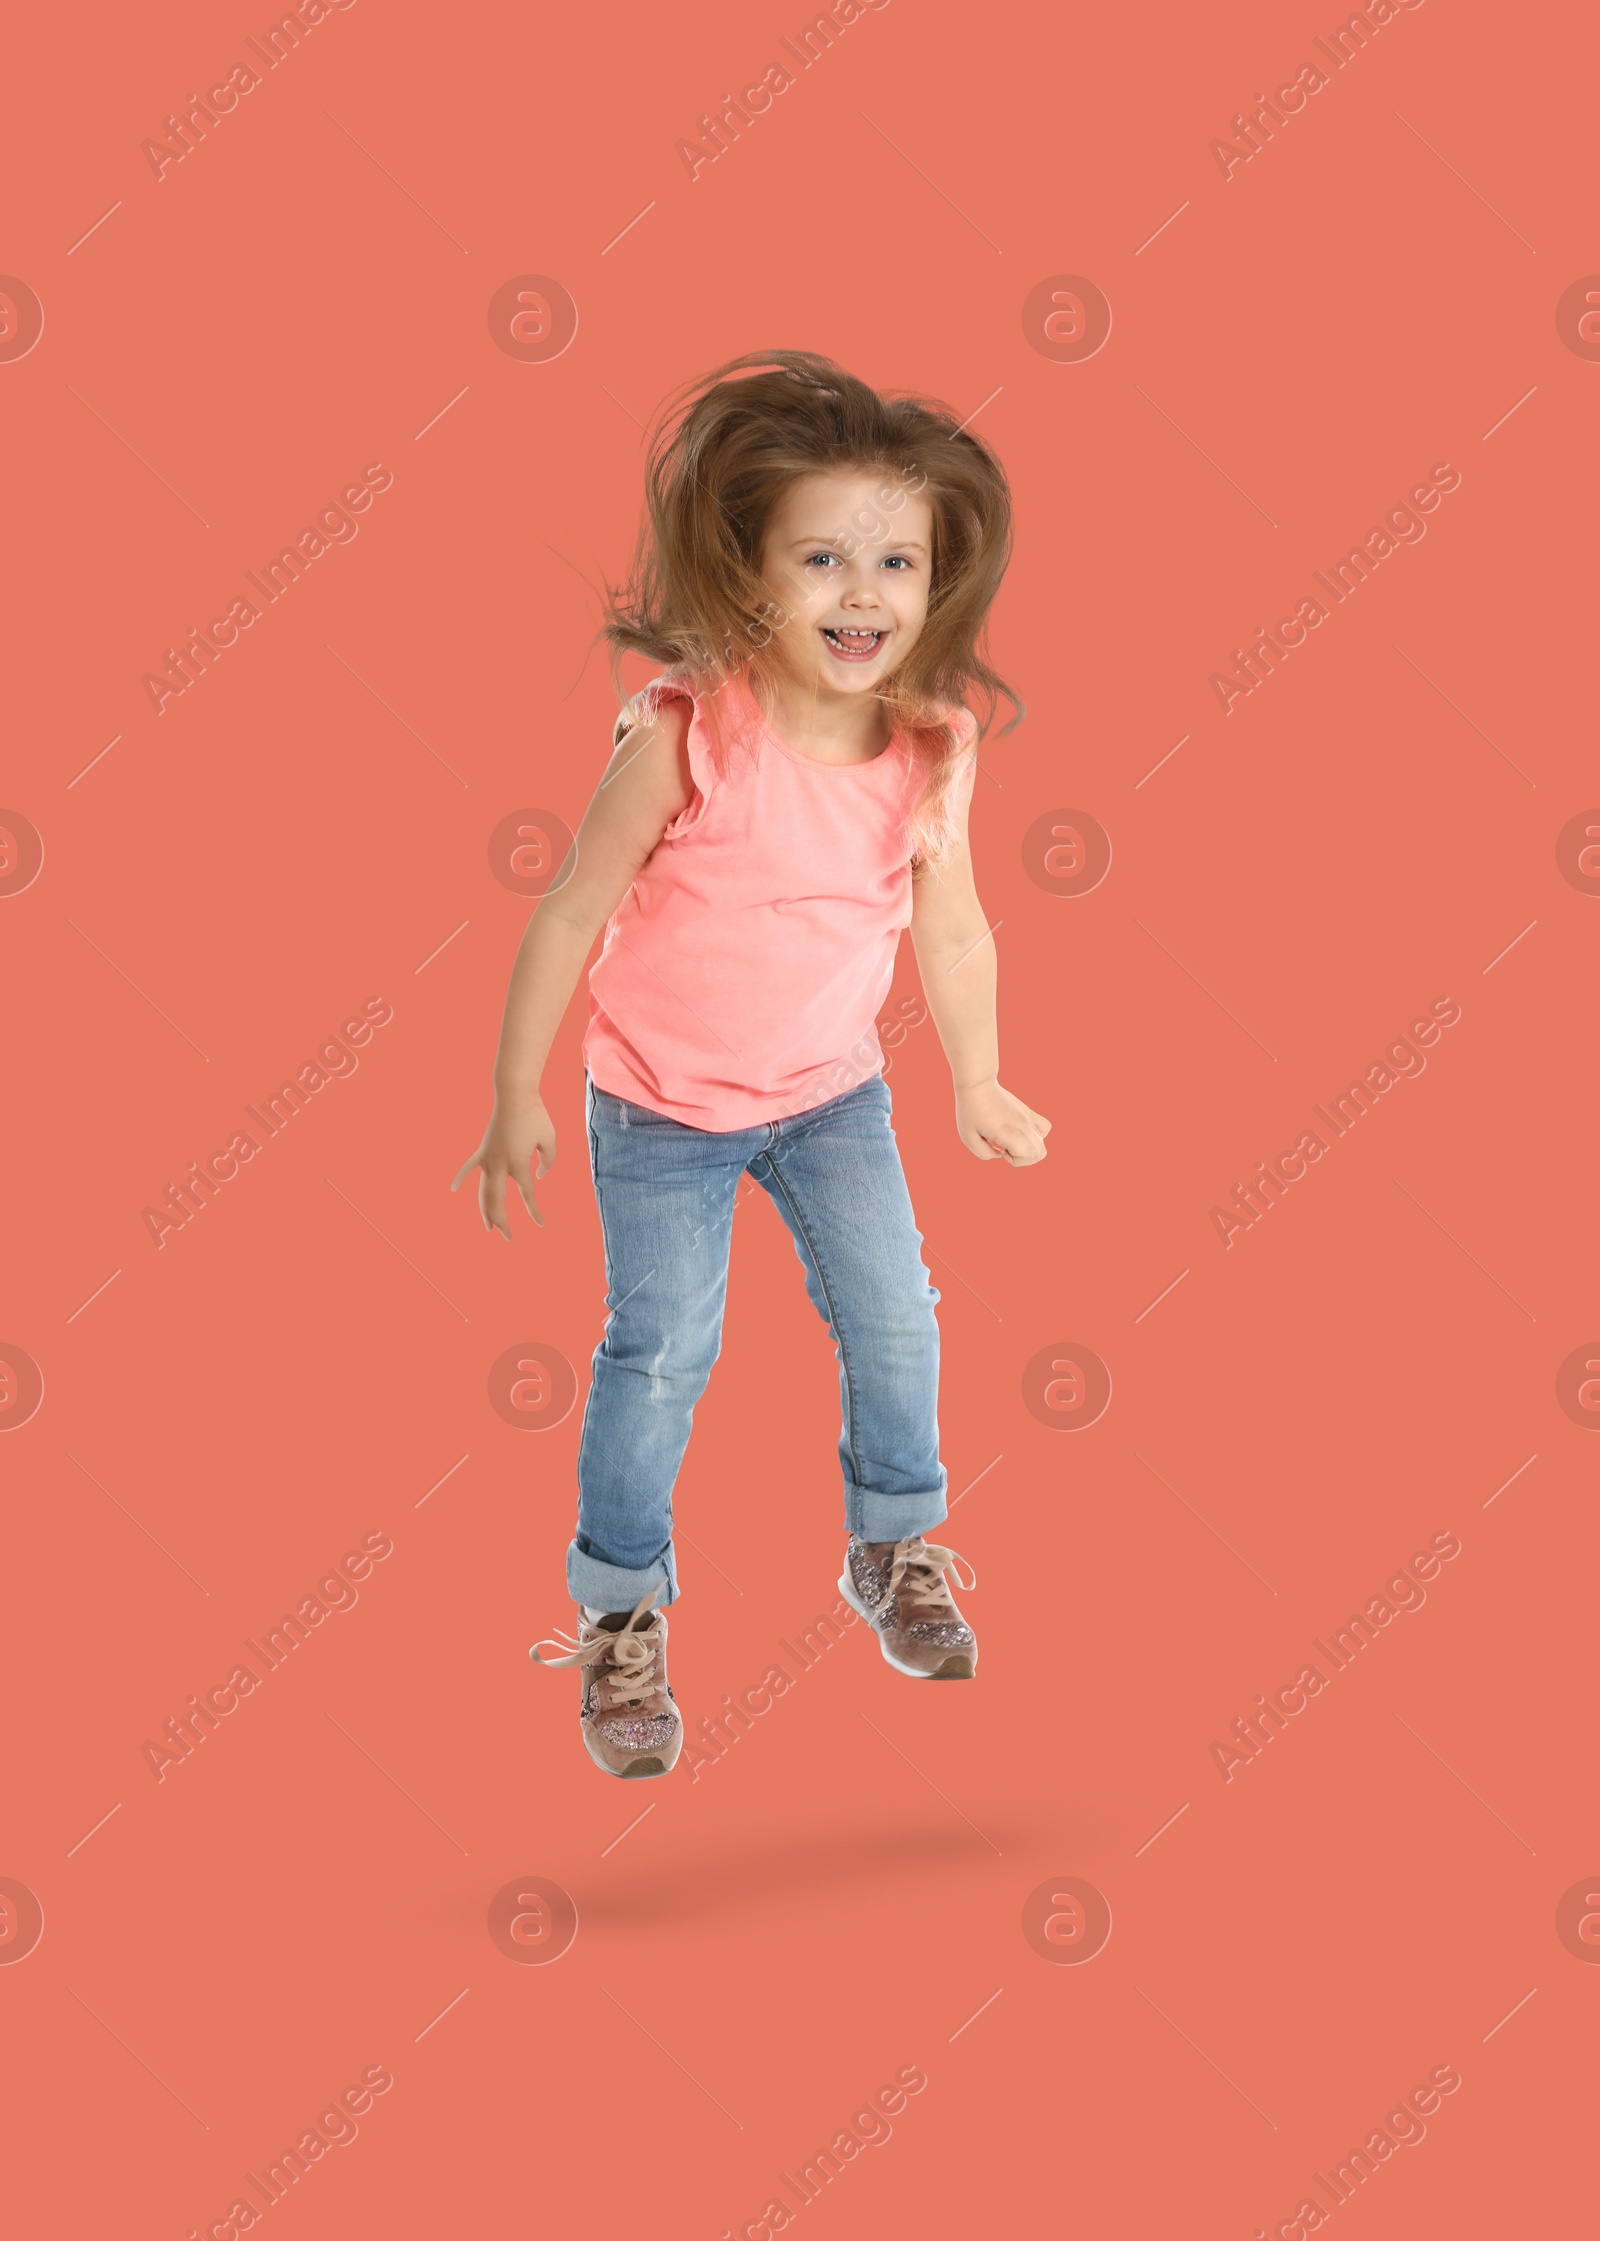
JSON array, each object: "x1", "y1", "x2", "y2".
[{"x1": 451, "y1": 699, "x2": 692, "y2": 1238}]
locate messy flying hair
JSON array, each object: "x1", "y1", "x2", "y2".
[{"x1": 601, "y1": 350, "x2": 1021, "y2": 861}]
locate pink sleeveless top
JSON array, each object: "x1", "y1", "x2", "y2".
[{"x1": 583, "y1": 672, "x2": 976, "y2": 1131}]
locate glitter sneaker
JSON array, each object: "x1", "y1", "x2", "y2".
[
  {"x1": 838, "y1": 1535, "x2": 977, "y2": 1679},
  {"x1": 529, "y1": 1589, "x2": 683, "y2": 1778}
]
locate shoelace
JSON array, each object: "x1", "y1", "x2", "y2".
[
  {"x1": 884, "y1": 1537, "x2": 976, "y2": 1615},
  {"x1": 529, "y1": 1588, "x2": 664, "y2": 1711}
]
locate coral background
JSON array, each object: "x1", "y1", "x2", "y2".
[{"x1": 2, "y1": 0, "x2": 1595, "y2": 2233}]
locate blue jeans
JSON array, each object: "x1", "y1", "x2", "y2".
[{"x1": 568, "y1": 1072, "x2": 948, "y2": 1610}]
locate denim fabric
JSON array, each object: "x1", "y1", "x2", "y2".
[{"x1": 568, "y1": 1071, "x2": 948, "y2": 1611}]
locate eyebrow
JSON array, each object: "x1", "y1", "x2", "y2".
[{"x1": 787, "y1": 534, "x2": 929, "y2": 553}]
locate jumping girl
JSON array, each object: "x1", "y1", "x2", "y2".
[{"x1": 453, "y1": 351, "x2": 1049, "y2": 1778}]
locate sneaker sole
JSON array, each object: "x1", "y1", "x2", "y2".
[{"x1": 837, "y1": 1572, "x2": 976, "y2": 1679}]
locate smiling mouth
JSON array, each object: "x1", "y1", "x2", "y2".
[{"x1": 821, "y1": 626, "x2": 887, "y2": 661}]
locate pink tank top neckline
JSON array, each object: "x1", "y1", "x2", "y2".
[{"x1": 582, "y1": 670, "x2": 975, "y2": 1132}]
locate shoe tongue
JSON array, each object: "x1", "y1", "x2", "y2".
[{"x1": 593, "y1": 1611, "x2": 631, "y2": 1634}]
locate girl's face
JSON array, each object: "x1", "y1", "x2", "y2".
[{"x1": 758, "y1": 468, "x2": 934, "y2": 698}]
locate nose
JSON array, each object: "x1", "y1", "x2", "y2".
[{"x1": 838, "y1": 565, "x2": 885, "y2": 613}]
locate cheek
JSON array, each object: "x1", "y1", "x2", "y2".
[
  {"x1": 891, "y1": 578, "x2": 930, "y2": 629},
  {"x1": 775, "y1": 564, "x2": 821, "y2": 613}
]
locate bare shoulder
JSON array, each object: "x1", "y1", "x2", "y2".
[{"x1": 597, "y1": 687, "x2": 693, "y2": 825}]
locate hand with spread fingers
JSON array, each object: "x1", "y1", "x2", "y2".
[{"x1": 452, "y1": 1090, "x2": 555, "y2": 1238}]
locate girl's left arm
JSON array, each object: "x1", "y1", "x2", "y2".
[{"x1": 908, "y1": 766, "x2": 1052, "y2": 1165}]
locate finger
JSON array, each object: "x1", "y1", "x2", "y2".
[
  {"x1": 966, "y1": 1130, "x2": 997, "y2": 1161},
  {"x1": 479, "y1": 1169, "x2": 509, "y2": 1237},
  {"x1": 450, "y1": 1153, "x2": 481, "y2": 1193},
  {"x1": 515, "y1": 1174, "x2": 545, "y2": 1229}
]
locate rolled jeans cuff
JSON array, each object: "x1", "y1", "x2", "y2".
[
  {"x1": 844, "y1": 1478, "x2": 948, "y2": 1542},
  {"x1": 566, "y1": 1536, "x2": 679, "y2": 1613}
]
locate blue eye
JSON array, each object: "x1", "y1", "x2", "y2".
[
  {"x1": 881, "y1": 555, "x2": 912, "y2": 569},
  {"x1": 805, "y1": 551, "x2": 839, "y2": 568}
]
